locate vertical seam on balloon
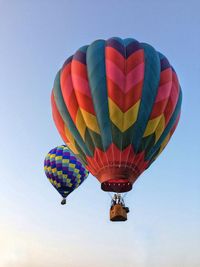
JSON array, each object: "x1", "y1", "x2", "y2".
[
  {"x1": 87, "y1": 40, "x2": 112, "y2": 168},
  {"x1": 119, "y1": 38, "x2": 126, "y2": 168},
  {"x1": 129, "y1": 43, "x2": 161, "y2": 170},
  {"x1": 72, "y1": 47, "x2": 106, "y2": 169},
  {"x1": 124, "y1": 39, "x2": 136, "y2": 171},
  {"x1": 139, "y1": 55, "x2": 173, "y2": 155},
  {"x1": 53, "y1": 70, "x2": 92, "y2": 158},
  {"x1": 59, "y1": 66, "x2": 100, "y2": 174},
  {"x1": 52, "y1": 88, "x2": 88, "y2": 166},
  {"x1": 104, "y1": 39, "x2": 114, "y2": 168},
  {"x1": 145, "y1": 67, "x2": 180, "y2": 159},
  {"x1": 71, "y1": 48, "x2": 104, "y2": 171},
  {"x1": 51, "y1": 91, "x2": 87, "y2": 164},
  {"x1": 123, "y1": 40, "x2": 145, "y2": 171},
  {"x1": 146, "y1": 89, "x2": 182, "y2": 161},
  {"x1": 105, "y1": 38, "x2": 122, "y2": 168},
  {"x1": 149, "y1": 111, "x2": 180, "y2": 165}
]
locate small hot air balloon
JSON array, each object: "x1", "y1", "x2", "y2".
[
  {"x1": 51, "y1": 37, "x2": 182, "y2": 219},
  {"x1": 44, "y1": 145, "x2": 89, "y2": 204}
]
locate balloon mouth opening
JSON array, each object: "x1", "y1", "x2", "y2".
[
  {"x1": 101, "y1": 179, "x2": 132, "y2": 193},
  {"x1": 96, "y1": 165, "x2": 139, "y2": 193}
]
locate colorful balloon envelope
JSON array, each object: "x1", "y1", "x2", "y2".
[
  {"x1": 51, "y1": 37, "x2": 182, "y2": 193},
  {"x1": 44, "y1": 145, "x2": 89, "y2": 204}
]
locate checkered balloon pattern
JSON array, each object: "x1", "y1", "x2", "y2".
[{"x1": 44, "y1": 145, "x2": 89, "y2": 198}]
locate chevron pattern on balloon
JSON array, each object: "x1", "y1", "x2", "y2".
[
  {"x1": 51, "y1": 91, "x2": 88, "y2": 165},
  {"x1": 149, "y1": 112, "x2": 181, "y2": 165},
  {"x1": 105, "y1": 39, "x2": 144, "y2": 134},
  {"x1": 51, "y1": 37, "x2": 182, "y2": 193},
  {"x1": 137, "y1": 55, "x2": 180, "y2": 158},
  {"x1": 60, "y1": 50, "x2": 105, "y2": 158}
]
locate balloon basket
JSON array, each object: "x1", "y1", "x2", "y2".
[
  {"x1": 110, "y1": 204, "x2": 127, "y2": 222},
  {"x1": 61, "y1": 198, "x2": 66, "y2": 205}
]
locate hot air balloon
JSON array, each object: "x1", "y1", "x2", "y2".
[
  {"x1": 51, "y1": 37, "x2": 182, "y2": 220},
  {"x1": 44, "y1": 145, "x2": 89, "y2": 204}
]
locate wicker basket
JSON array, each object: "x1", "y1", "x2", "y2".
[{"x1": 110, "y1": 204, "x2": 127, "y2": 221}]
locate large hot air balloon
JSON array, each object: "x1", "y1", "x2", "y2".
[
  {"x1": 44, "y1": 145, "x2": 89, "y2": 204},
  {"x1": 51, "y1": 37, "x2": 182, "y2": 215}
]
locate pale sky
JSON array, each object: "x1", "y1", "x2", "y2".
[{"x1": 0, "y1": 1, "x2": 200, "y2": 267}]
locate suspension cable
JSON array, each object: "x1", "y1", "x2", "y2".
[
  {"x1": 107, "y1": 192, "x2": 113, "y2": 200},
  {"x1": 122, "y1": 192, "x2": 128, "y2": 200}
]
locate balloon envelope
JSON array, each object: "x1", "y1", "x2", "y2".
[
  {"x1": 51, "y1": 37, "x2": 182, "y2": 193},
  {"x1": 44, "y1": 145, "x2": 89, "y2": 199}
]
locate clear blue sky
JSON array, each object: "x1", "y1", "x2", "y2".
[{"x1": 0, "y1": 0, "x2": 199, "y2": 266}]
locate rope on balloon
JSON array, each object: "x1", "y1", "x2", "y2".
[
  {"x1": 107, "y1": 192, "x2": 128, "y2": 201},
  {"x1": 122, "y1": 192, "x2": 128, "y2": 200},
  {"x1": 107, "y1": 192, "x2": 113, "y2": 200}
]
